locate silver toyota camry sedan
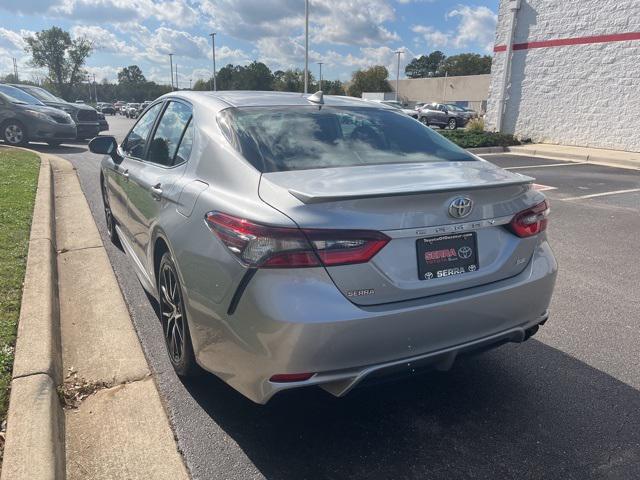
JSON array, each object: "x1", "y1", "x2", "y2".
[{"x1": 89, "y1": 91, "x2": 557, "y2": 404}]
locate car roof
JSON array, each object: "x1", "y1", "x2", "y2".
[{"x1": 165, "y1": 90, "x2": 383, "y2": 111}]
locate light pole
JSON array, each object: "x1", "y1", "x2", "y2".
[
  {"x1": 93, "y1": 73, "x2": 98, "y2": 103},
  {"x1": 394, "y1": 50, "x2": 403, "y2": 102},
  {"x1": 209, "y1": 33, "x2": 217, "y2": 91},
  {"x1": 189, "y1": 78, "x2": 192, "y2": 90},
  {"x1": 317, "y1": 62, "x2": 323, "y2": 91},
  {"x1": 175, "y1": 64, "x2": 179, "y2": 90},
  {"x1": 304, "y1": 0, "x2": 309, "y2": 94},
  {"x1": 169, "y1": 53, "x2": 174, "y2": 90}
]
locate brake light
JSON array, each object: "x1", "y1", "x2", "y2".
[
  {"x1": 507, "y1": 200, "x2": 550, "y2": 237},
  {"x1": 205, "y1": 212, "x2": 389, "y2": 268}
]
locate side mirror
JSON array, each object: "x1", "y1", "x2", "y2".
[{"x1": 89, "y1": 136, "x2": 119, "y2": 159}]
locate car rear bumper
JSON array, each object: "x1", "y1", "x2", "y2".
[
  {"x1": 76, "y1": 122, "x2": 101, "y2": 139},
  {"x1": 189, "y1": 239, "x2": 557, "y2": 403}
]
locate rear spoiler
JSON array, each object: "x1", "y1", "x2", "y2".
[{"x1": 289, "y1": 177, "x2": 534, "y2": 204}]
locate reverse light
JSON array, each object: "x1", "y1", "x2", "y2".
[
  {"x1": 507, "y1": 200, "x2": 550, "y2": 238},
  {"x1": 205, "y1": 212, "x2": 390, "y2": 268}
]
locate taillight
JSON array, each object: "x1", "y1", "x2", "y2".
[
  {"x1": 205, "y1": 212, "x2": 389, "y2": 268},
  {"x1": 507, "y1": 200, "x2": 550, "y2": 238}
]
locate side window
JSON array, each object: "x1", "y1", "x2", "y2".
[
  {"x1": 122, "y1": 103, "x2": 163, "y2": 158},
  {"x1": 147, "y1": 101, "x2": 192, "y2": 167},
  {"x1": 174, "y1": 120, "x2": 194, "y2": 164}
]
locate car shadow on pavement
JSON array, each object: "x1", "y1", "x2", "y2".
[{"x1": 183, "y1": 340, "x2": 640, "y2": 480}]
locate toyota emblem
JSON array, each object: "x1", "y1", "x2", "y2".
[{"x1": 449, "y1": 197, "x2": 473, "y2": 219}]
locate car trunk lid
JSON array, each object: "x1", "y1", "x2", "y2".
[{"x1": 259, "y1": 161, "x2": 543, "y2": 305}]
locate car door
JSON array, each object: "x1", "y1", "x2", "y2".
[
  {"x1": 112, "y1": 102, "x2": 164, "y2": 244},
  {"x1": 125, "y1": 100, "x2": 194, "y2": 263}
]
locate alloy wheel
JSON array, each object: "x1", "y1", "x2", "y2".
[
  {"x1": 448, "y1": 118, "x2": 457, "y2": 130},
  {"x1": 4, "y1": 124, "x2": 24, "y2": 144},
  {"x1": 159, "y1": 262, "x2": 186, "y2": 364}
]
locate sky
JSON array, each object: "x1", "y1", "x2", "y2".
[{"x1": 0, "y1": 0, "x2": 499, "y2": 86}]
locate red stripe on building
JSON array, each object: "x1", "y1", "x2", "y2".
[{"x1": 494, "y1": 31, "x2": 640, "y2": 53}]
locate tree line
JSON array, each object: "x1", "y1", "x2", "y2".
[
  {"x1": 404, "y1": 51, "x2": 492, "y2": 78},
  {"x1": 3, "y1": 26, "x2": 493, "y2": 104}
]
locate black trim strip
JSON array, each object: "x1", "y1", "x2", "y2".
[{"x1": 227, "y1": 268, "x2": 257, "y2": 315}]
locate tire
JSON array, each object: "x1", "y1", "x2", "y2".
[
  {"x1": 447, "y1": 118, "x2": 458, "y2": 130},
  {"x1": 47, "y1": 141, "x2": 62, "y2": 147},
  {"x1": 419, "y1": 116, "x2": 429, "y2": 126},
  {"x1": 101, "y1": 175, "x2": 120, "y2": 246},
  {"x1": 2, "y1": 120, "x2": 28, "y2": 146},
  {"x1": 158, "y1": 252, "x2": 199, "y2": 376}
]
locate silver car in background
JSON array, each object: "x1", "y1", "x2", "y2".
[{"x1": 90, "y1": 91, "x2": 557, "y2": 404}]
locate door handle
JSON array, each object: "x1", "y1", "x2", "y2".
[{"x1": 150, "y1": 183, "x2": 163, "y2": 200}]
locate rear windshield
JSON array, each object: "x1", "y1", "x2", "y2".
[{"x1": 218, "y1": 106, "x2": 476, "y2": 173}]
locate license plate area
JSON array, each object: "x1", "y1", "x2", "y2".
[{"x1": 416, "y1": 232, "x2": 479, "y2": 281}]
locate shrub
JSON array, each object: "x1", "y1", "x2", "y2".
[
  {"x1": 466, "y1": 118, "x2": 485, "y2": 134},
  {"x1": 440, "y1": 130, "x2": 522, "y2": 149}
]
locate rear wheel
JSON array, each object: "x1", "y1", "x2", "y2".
[
  {"x1": 2, "y1": 120, "x2": 28, "y2": 146},
  {"x1": 447, "y1": 118, "x2": 458, "y2": 130},
  {"x1": 158, "y1": 252, "x2": 199, "y2": 376}
]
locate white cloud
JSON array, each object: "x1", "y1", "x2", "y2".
[
  {"x1": 70, "y1": 25, "x2": 137, "y2": 56},
  {"x1": 447, "y1": 5, "x2": 497, "y2": 52},
  {"x1": 411, "y1": 5, "x2": 497, "y2": 53}
]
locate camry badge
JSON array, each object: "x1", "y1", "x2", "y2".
[{"x1": 449, "y1": 197, "x2": 473, "y2": 219}]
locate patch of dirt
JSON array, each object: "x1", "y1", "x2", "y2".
[{"x1": 57, "y1": 367, "x2": 113, "y2": 409}]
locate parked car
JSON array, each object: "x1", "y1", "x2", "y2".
[
  {"x1": 444, "y1": 104, "x2": 478, "y2": 122},
  {"x1": 10, "y1": 84, "x2": 103, "y2": 139},
  {"x1": 114, "y1": 101, "x2": 127, "y2": 114},
  {"x1": 0, "y1": 84, "x2": 76, "y2": 146},
  {"x1": 98, "y1": 103, "x2": 116, "y2": 115},
  {"x1": 418, "y1": 103, "x2": 468, "y2": 129},
  {"x1": 125, "y1": 103, "x2": 141, "y2": 118},
  {"x1": 369, "y1": 99, "x2": 418, "y2": 118},
  {"x1": 97, "y1": 111, "x2": 109, "y2": 133},
  {"x1": 90, "y1": 91, "x2": 557, "y2": 404}
]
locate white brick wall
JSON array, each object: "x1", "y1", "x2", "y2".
[{"x1": 486, "y1": 0, "x2": 640, "y2": 152}]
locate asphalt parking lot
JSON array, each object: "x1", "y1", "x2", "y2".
[{"x1": 26, "y1": 116, "x2": 640, "y2": 479}]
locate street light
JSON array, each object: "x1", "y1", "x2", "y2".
[
  {"x1": 304, "y1": 0, "x2": 309, "y2": 94},
  {"x1": 189, "y1": 78, "x2": 192, "y2": 90},
  {"x1": 175, "y1": 63, "x2": 179, "y2": 90},
  {"x1": 317, "y1": 62, "x2": 323, "y2": 91},
  {"x1": 168, "y1": 53, "x2": 174, "y2": 90},
  {"x1": 394, "y1": 50, "x2": 403, "y2": 102},
  {"x1": 209, "y1": 33, "x2": 217, "y2": 91}
]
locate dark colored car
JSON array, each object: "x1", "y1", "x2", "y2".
[
  {"x1": 10, "y1": 84, "x2": 105, "y2": 140},
  {"x1": 98, "y1": 103, "x2": 116, "y2": 115},
  {"x1": 0, "y1": 84, "x2": 76, "y2": 146},
  {"x1": 418, "y1": 103, "x2": 468, "y2": 130}
]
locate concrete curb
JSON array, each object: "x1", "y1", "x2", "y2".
[
  {"x1": 1, "y1": 152, "x2": 65, "y2": 480},
  {"x1": 469, "y1": 144, "x2": 640, "y2": 171}
]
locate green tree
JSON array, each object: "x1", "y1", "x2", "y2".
[
  {"x1": 320, "y1": 79, "x2": 345, "y2": 95},
  {"x1": 405, "y1": 51, "x2": 446, "y2": 78},
  {"x1": 24, "y1": 26, "x2": 92, "y2": 97},
  {"x1": 347, "y1": 66, "x2": 391, "y2": 98},
  {"x1": 440, "y1": 53, "x2": 492, "y2": 76},
  {"x1": 192, "y1": 79, "x2": 210, "y2": 91},
  {"x1": 117, "y1": 65, "x2": 146, "y2": 84}
]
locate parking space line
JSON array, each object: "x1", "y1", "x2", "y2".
[
  {"x1": 564, "y1": 188, "x2": 640, "y2": 201},
  {"x1": 504, "y1": 162, "x2": 588, "y2": 170}
]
